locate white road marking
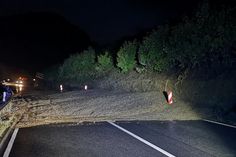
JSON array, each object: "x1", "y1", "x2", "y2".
[
  {"x1": 3, "y1": 128, "x2": 19, "y2": 157},
  {"x1": 203, "y1": 119, "x2": 236, "y2": 129},
  {"x1": 108, "y1": 121, "x2": 175, "y2": 157}
]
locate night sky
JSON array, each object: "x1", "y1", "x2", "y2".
[
  {"x1": 0, "y1": 0, "x2": 203, "y2": 44},
  {"x1": 0, "y1": 0, "x2": 232, "y2": 71}
]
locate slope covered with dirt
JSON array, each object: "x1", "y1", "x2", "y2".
[
  {"x1": 96, "y1": 69, "x2": 236, "y2": 124},
  {"x1": 3, "y1": 69, "x2": 234, "y2": 128}
]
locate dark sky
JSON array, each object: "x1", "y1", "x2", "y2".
[
  {"x1": 0, "y1": 0, "x2": 202, "y2": 44},
  {"x1": 2, "y1": 0, "x2": 233, "y2": 72}
]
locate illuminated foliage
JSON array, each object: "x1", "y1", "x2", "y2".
[
  {"x1": 59, "y1": 47, "x2": 96, "y2": 83},
  {"x1": 138, "y1": 26, "x2": 170, "y2": 72},
  {"x1": 96, "y1": 51, "x2": 113, "y2": 72},
  {"x1": 139, "y1": 2, "x2": 236, "y2": 71},
  {"x1": 117, "y1": 40, "x2": 137, "y2": 73}
]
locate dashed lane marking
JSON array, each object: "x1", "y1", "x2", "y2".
[{"x1": 108, "y1": 121, "x2": 175, "y2": 157}]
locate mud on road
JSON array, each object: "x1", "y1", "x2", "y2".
[{"x1": 10, "y1": 89, "x2": 211, "y2": 128}]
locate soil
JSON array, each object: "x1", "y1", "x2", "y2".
[{"x1": 14, "y1": 89, "x2": 208, "y2": 128}]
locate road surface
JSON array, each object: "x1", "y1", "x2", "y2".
[{"x1": 5, "y1": 120, "x2": 236, "y2": 157}]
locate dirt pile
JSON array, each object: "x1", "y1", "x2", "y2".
[
  {"x1": 14, "y1": 89, "x2": 206, "y2": 128},
  {"x1": 9, "y1": 69, "x2": 236, "y2": 128}
]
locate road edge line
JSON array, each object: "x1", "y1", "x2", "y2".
[
  {"x1": 3, "y1": 128, "x2": 19, "y2": 157},
  {"x1": 202, "y1": 119, "x2": 236, "y2": 129},
  {"x1": 108, "y1": 121, "x2": 175, "y2": 157},
  {"x1": 0, "y1": 127, "x2": 13, "y2": 156}
]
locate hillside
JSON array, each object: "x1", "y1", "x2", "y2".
[{"x1": 0, "y1": 12, "x2": 91, "y2": 70}]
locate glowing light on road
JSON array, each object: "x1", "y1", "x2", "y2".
[
  {"x1": 84, "y1": 85, "x2": 88, "y2": 90},
  {"x1": 17, "y1": 84, "x2": 23, "y2": 87},
  {"x1": 19, "y1": 86, "x2": 23, "y2": 92}
]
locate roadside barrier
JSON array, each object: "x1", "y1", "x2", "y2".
[
  {"x1": 2, "y1": 92, "x2": 6, "y2": 102},
  {"x1": 164, "y1": 80, "x2": 173, "y2": 104},
  {"x1": 167, "y1": 91, "x2": 173, "y2": 104},
  {"x1": 59, "y1": 84, "x2": 63, "y2": 92}
]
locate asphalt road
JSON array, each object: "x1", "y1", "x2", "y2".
[{"x1": 6, "y1": 120, "x2": 236, "y2": 157}]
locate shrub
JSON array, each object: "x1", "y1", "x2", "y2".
[
  {"x1": 97, "y1": 51, "x2": 113, "y2": 72},
  {"x1": 167, "y1": 3, "x2": 236, "y2": 70},
  {"x1": 59, "y1": 47, "x2": 96, "y2": 83},
  {"x1": 138, "y1": 26, "x2": 171, "y2": 72},
  {"x1": 117, "y1": 40, "x2": 137, "y2": 73}
]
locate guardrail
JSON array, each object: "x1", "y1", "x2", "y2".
[
  {"x1": 0, "y1": 90, "x2": 13, "y2": 109},
  {"x1": 0, "y1": 95, "x2": 16, "y2": 157},
  {"x1": 0, "y1": 96, "x2": 12, "y2": 115}
]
